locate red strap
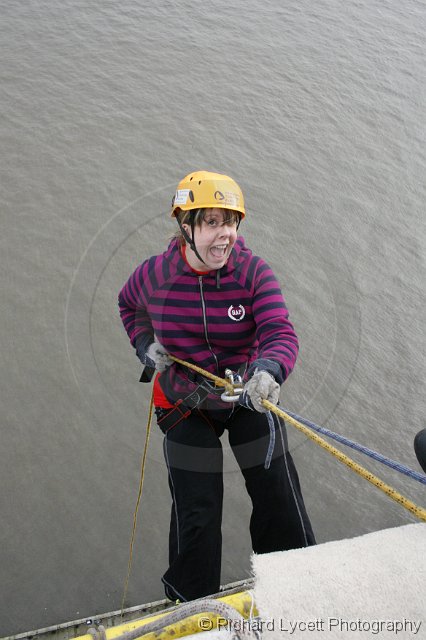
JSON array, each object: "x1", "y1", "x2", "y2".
[{"x1": 153, "y1": 373, "x2": 174, "y2": 408}]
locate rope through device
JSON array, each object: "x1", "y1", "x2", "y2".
[{"x1": 170, "y1": 356, "x2": 426, "y2": 523}]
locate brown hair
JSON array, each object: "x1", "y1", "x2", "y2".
[{"x1": 173, "y1": 208, "x2": 241, "y2": 244}]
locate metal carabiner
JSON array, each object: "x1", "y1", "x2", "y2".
[{"x1": 221, "y1": 368, "x2": 244, "y2": 402}]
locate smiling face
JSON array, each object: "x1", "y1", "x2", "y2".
[{"x1": 182, "y1": 207, "x2": 239, "y2": 271}]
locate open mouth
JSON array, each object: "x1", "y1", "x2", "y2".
[{"x1": 209, "y1": 244, "x2": 229, "y2": 258}]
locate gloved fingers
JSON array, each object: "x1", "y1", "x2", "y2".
[
  {"x1": 243, "y1": 370, "x2": 280, "y2": 413},
  {"x1": 146, "y1": 340, "x2": 173, "y2": 372}
]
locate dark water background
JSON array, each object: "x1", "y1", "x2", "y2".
[{"x1": 1, "y1": 0, "x2": 425, "y2": 634}]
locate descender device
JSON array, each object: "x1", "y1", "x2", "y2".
[{"x1": 220, "y1": 369, "x2": 244, "y2": 402}]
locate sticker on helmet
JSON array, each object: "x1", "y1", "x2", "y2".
[
  {"x1": 174, "y1": 189, "x2": 190, "y2": 205},
  {"x1": 224, "y1": 192, "x2": 240, "y2": 208}
]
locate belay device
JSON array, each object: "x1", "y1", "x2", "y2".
[{"x1": 221, "y1": 369, "x2": 244, "y2": 402}]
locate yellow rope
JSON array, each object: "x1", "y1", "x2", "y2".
[
  {"x1": 121, "y1": 356, "x2": 425, "y2": 607},
  {"x1": 121, "y1": 388, "x2": 155, "y2": 615},
  {"x1": 171, "y1": 355, "x2": 235, "y2": 392},
  {"x1": 262, "y1": 400, "x2": 426, "y2": 523},
  {"x1": 171, "y1": 356, "x2": 426, "y2": 523}
]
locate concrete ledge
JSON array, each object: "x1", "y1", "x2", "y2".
[{"x1": 252, "y1": 524, "x2": 426, "y2": 639}]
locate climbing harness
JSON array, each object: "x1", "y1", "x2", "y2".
[
  {"x1": 122, "y1": 358, "x2": 425, "y2": 612},
  {"x1": 169, "y1": 356, "x2": 426, "y2": 523},
  {"x1": 171, "y1": 359, "x2": 275, "y2": 469},
  {"x1": 156, "y1": 399, "x2": 192, "y2": 433}
]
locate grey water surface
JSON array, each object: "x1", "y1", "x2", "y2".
[{"x1": 1, "y1": 0, "x2": 426, "y2": 634}]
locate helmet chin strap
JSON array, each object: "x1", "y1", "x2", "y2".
[{"x1": 177, "y1": 217, "x2": 208, "y2": 267}]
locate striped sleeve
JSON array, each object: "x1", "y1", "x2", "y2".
[
  {"x1": 118, "y1": 260, "x2": 154, "y2": 354},
  {"x1": 248, "y1": 259, "x2": 299, "y2": 384}
]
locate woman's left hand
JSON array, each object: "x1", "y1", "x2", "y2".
[{"x1": 240, "y1": 369, "x2": 280, "y2": 413}]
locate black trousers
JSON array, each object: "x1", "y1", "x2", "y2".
[{"x1": 158, "y1": 406, "x2": 315, "y2": 602}]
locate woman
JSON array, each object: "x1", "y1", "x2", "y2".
[{"x1": 118, "y1": 170, "x2": 315, "y2": 602}]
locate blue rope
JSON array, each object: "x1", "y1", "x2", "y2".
[
  {"x1": 283, "y1": 408, "x2": 426, "y2": 486},
  {"x1": 264, "y1": 411, "x2": 276, "y2": 470},
  {"x1": 239, "y1": 392, "x2": 275, "y2": 469}
]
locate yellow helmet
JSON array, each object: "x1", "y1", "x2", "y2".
[{"x1": 171, "y1": 171, "x2": 246, "y2": 218}]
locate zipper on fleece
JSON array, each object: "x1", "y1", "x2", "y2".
[{"x1": 198, "y1": 276, "x2": 219, "y2": 374}]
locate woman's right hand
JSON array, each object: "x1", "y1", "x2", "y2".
[{"x1": 146, "y1": 340, "x2": 173, "y2": 372}]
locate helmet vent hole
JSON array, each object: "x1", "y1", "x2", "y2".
[
  {"x1": 198, "y1": 181, "x2": 202, "y2": 185},
  {"x1": 189, "y1": 177, "x2": 193, "y2": 181}
]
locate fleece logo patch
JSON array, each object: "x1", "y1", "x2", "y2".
[{"x1": 228, "y1": 304, "x2": 245, "y2": 322}]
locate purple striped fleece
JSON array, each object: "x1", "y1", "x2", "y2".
[{"x1": 118, "y1": 236, "x2": 299, "y2": 410}]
